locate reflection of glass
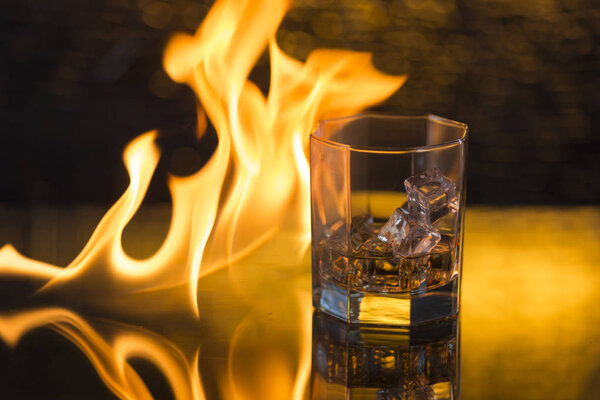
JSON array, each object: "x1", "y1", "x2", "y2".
[
  {"x1": 311, "y1": 311, "x2": 460, "y2": 399},
  {"x1": 310, "y1": 114, "x2": 468, "y2": 325}
]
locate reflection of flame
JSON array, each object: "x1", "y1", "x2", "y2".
[
  {"x1": 0, "y1": 0, "x2": 404, "y2": 398},
  {"x1": 0, "y1": 307, "x2": 204, "y2": 399}
]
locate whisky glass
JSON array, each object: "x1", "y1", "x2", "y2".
[{"x1": 310, "y1": 114, "x2": 468, "y2": 325}]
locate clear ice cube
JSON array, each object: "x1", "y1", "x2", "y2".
[
  {"x1": 359, "y1": 235, "x2": 392, "y2": 257},
  {"x1": 378, "y1": 208, "x2": 441, "y2": 258},
  {"x1": 323, "y1": 221, "x2": 347, "y2": 254},
  {"x1": 350, "y1": 214, "x2": 394, "y2": 256},
  {"x1": 350, "y1": 214, "x2": 375, "y2": 250},
  {"x1": 323, "y1": 214, "x2": 391, "y2": 255},
  {"x1": 404, "y1": 168, "x2": 458, "y2": 224}
]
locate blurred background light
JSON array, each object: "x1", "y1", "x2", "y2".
[{"x1": 1, "y1": 0, "x2": 598, "y2": 205}]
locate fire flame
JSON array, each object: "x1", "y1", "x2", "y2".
[{"x1": 0, "y1": 0, "x2": 405, "y2": 398}]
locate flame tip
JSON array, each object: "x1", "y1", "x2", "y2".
[{"x1": 0, "y1": 243, "x2": 16, "y2": 254}]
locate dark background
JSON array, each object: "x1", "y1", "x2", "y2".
[{"x1": 1, "y1": 0, "x2": 599, "y2": 205}]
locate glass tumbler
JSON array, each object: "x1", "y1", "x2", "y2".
[{"x1": 310, "y1": 114, "x2": 468, "y2": 325}]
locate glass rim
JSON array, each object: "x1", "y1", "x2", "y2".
[{"x1": 310, "y1": 112, "x2": 468, "y2": 154}]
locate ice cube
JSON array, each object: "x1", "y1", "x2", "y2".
[
  {"x1": 323, "y1": 220, "x2": 347, "y2": 254},
  {"x1": 322, "y1": 215, "x2": 385, "y2": 255},
  {"x1": 359, "y1": 235, "x2": 392, "y2": 257},
  {"x1": 318, "y1": 245, "x2": 348, "y2": 283},
  {"x1": 350, "y1": 214, "x2": 378, "y2": 252},
  {"x1": 351, "y1": 214, "x2": 375, "y2": 237},
  {"x1": 378, "y1": 208, "x2": 441, "y2": 257},
  {"x1": 404, "y1": 168, "x2": 458, "y2": 224}
]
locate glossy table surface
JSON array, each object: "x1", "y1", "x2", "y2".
[{"x1": 0, "y1": 206, "x2": 599, "y2": 399}]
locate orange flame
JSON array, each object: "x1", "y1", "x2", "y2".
[
  {"x1": 0, "y1": 0, "x2": 405, "y2": 398},
  {"x1": 0, "y1": 307, "x2": 205, "y2": 399}
]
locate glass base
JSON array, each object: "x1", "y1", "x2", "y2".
[{"x1": 314, "y1": 276, "x2": 459, "y2": 326}]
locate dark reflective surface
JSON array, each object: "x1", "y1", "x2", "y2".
[{"x1": 1, "y1": 206, "x2": 600, "y2": 399}]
